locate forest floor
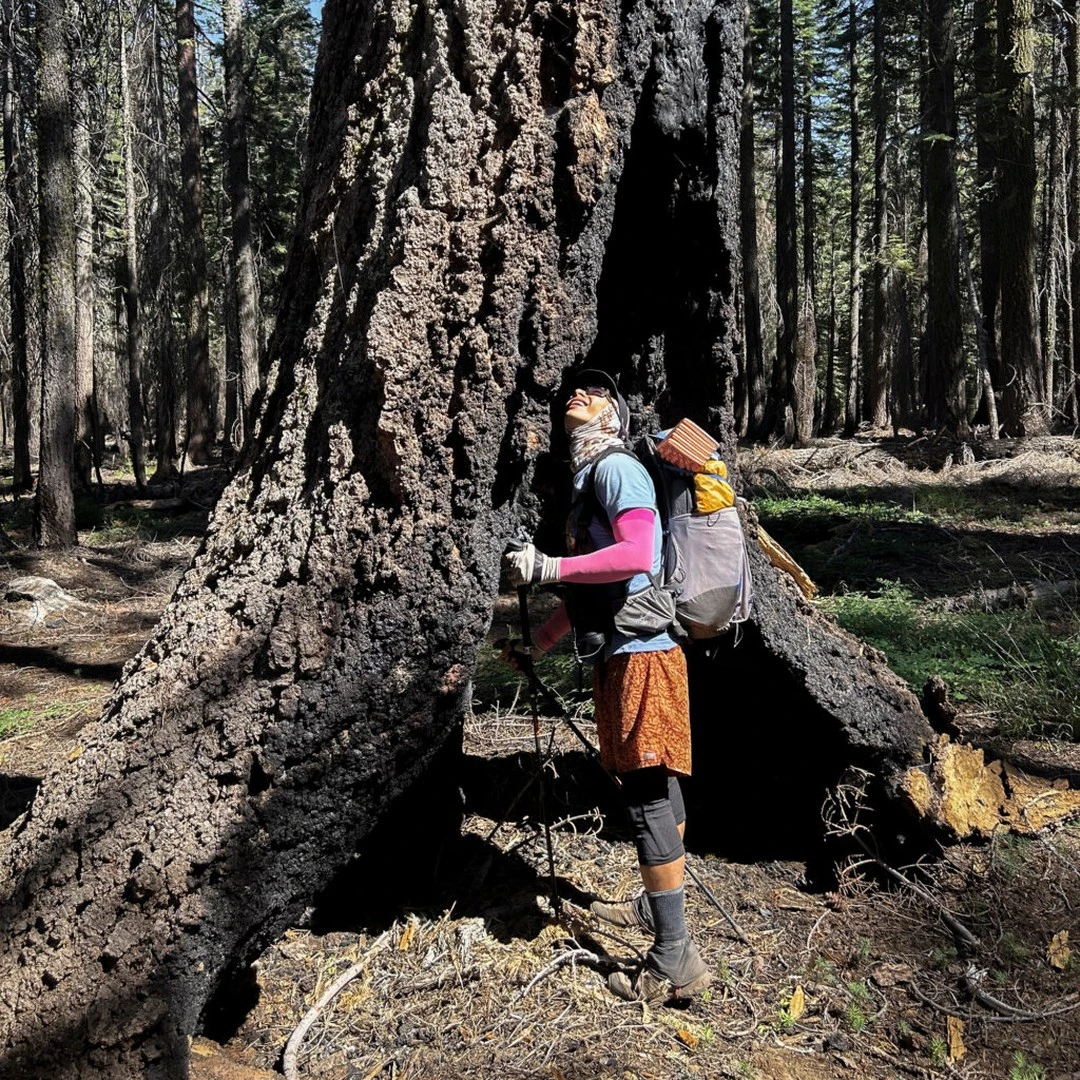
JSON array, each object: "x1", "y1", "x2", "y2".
[{"x1": 3, "y1": 436, "x2": 1080, "y2": 1080}]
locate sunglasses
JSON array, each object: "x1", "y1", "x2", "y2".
[{"x1": 583, "y1": 386, "x2": 611, "y2": 399}]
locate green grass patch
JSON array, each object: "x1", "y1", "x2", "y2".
[
  {"x1": 757, "y1": 485, "x2": 1056, "y2": 530},
  {"x1": 820, "y1": 581, "x2": 1080, "y2": 739},
  {"x1": 471, "y1": 644, "x2": 585, "y2": 713},
  {"x1": 0, "y1": 702, "x2": 87, "y2": 741},
  {"x1": 83, "y1": 504, "x2": 205, "y2": 544}
]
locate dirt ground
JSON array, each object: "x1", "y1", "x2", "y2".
[{"x1": 3, "y1": 439, "x2": 1080, "y2": 1079}]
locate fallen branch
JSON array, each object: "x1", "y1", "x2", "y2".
[
  {"x1": 963, "y1": 965, "x2": 1080, "y2": 1021},
  {"x1": 516, "y1": 948, "x2": 597, "y2": 1000},
  {"x1": 282, "y1": 930, "x2": 392, "y2": 1080},
  {"x1": 854, "y1": 845, "x2": 981, "y2": 949},
  {"x1": 930, "y1": 579, "x2": 1080, "y2": 614}
]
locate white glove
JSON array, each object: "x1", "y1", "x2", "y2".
[{"x1": 502, "y1": 543, "x2": 561, "y2": 586}]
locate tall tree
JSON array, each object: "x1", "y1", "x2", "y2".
[
  {"x1": 2, "y1": 0, "x2": 32, "y2": 490},
  {"x1": 141, "y1": 0, "x2": 180, "y2": 481},
  {"x1": 0, "y1": 3, "x2": 937, "y2": 1074},
  {"x1": 72, "y1": 31, "x2": 97, "y2": 488},
  {"x1": 973, "y1": 0, "x2": 1000, "y2": 421},
  {"x1": 775, "y1": 0, "x2": 799, "y2": 440},
  {"x1": 177, "y1": 0, "x2": 214, "y2": 461},
  {"x1": 119, "y1": 4, "x2": 147, "y2": 491},
  {"x1": 33, "y1": 0, "x2": 77, "y2": 547},
  {"x1": 845, "y1": 0, "x2": 861, "y2": 435},
  {"x1": 867, "y1": 0, "x2": 889, "y2": 428},
  {"x1": 995, "y1": 0, "x2": 1047, "y2": 434},
  {"x1": 795, "y1": 81, "x2": 816, "y2": 440},
  {"x1": 222, "y1": 0, "x2": 261, "y2": 451},
  {"x1": 1066, "y1": 0, "x2": 1080, "y2": 425},
  {"x1": 923, "y1": 0, "x2": 965, "y2": 436},
  {"x1": 740, "y1": 0, "x2": 766, "y2": 437}
]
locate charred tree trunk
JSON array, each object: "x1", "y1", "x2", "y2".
[
  {"x1": 3, "y1": 0, "x2": 32, "y2": 491},
  {"x1": 0, "y1": 2, "x2": 934, "y2": 1076},
  {"x1": 33, "y1": 0, "x2": 77, "y2": 548}
]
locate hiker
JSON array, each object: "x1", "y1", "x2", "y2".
[{"x1": 502, "y1": 369, "x2": 711, "y2": 1005}]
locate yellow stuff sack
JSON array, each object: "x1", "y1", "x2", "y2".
[{"x1": 693, "y1": 459, "x2": 735, "y2": 513}]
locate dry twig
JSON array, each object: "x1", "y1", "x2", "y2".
[{"x1": 282, "y1": 930, "x2": 392, "y2": 1080}]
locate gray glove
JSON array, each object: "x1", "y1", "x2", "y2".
[{"x1": 502, "y1": 542, "x2": 560, "y2": 587}]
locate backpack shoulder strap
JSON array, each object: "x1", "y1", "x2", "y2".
[{"x1": 577, "y1": 445, "x2": 638, "y2": 530}]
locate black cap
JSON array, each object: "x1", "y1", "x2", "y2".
[{"x1": 569, "y1": 367, "x2": 630, "y2": 440}]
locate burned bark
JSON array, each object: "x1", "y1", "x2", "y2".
[{"x1": 0, "y1": 1, "x2": 933, "y2": 1076}]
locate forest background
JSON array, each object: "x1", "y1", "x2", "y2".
[{"x1": 3, "y1": 0, "x2": 1077, "y2": 514}]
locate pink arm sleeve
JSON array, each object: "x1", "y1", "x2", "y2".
[
  {"x1": 534, "y1": 602, "x2": 571, "y2": 654},
  {"x1": 557, "y1": 508, "x2": 656, "y2": 584}
]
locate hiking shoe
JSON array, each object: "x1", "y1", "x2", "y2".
[
  {"x1": 590, "y1": 893, "x2": 654, "y2": 932},
  {"x1": 607, "y1": 939, "x2": 711, "y2": 1005}
]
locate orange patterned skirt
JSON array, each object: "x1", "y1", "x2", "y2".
[{"x1": 592, "y1": 647, "x2": 691, "y2": 776}]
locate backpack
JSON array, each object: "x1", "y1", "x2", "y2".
[{"x1": 575, "y1": 419, "x2": 753, "y2": 643}]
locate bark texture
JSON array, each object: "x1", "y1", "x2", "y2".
[
  {"x1": 223, "y1": 0, "x2": 261, "y2": 450},
  {"x1": 2, "y1": 0, "x2": 32, "y2": 490},
  {"x1": 923, "y1": 0, "x2": 965, "y2": 436},
  {"x1": 33, "y1": 0, "x2": 77, "y2": 548},
  {"x1": 995, "y1": 0, "x2": 1046, "y2": 434},
  {"x1": 0, "y1": 1, "x2": 932, "y2": 1075},
  {"x1": 176, "y1": 0, "x2": 213, "y2": 462},
  {"x1": 120, "y1": 15, "x2": 147, "y2": 491}
]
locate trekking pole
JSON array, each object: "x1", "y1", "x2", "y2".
[
  {"x1": 524, "y1": 663, "x2": 751, "y2": 948},
  {"x1": 514, "y1": 577, "x2": 562, "y2": 920}
]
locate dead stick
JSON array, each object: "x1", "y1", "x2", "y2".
[
  {"x1": 516, "y1": 948, "x2": 596, "y2": 1000},
  {"x1": 282, "y1": 930, "x2": 392, "y2": 1080},
  {"x1": 851, "y1": 835, "x2": 981, "y2": 949}
]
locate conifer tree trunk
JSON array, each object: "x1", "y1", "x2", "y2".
[
  {"x1": 740, "y1": 0, "x2": 766, "y2": 438},
  {"x1": 141, "y1": 0, "x2": 180, "y2": 482},
  {"x1": 794, "y1": 94, "x2": 816, "y2": 441},
  {"x1": 120, "y1": 9, "x2": 147, "y2": 491},
  {"x1": 995, "y1": 0, "x2": 1047, "y2": 435},
  {"x1": 923, "y1": 0, "x2": 966, "y2": 436},
  {"x1": 974, "y1": 0, "x2": 1001, "y2": 418},
  {"x1": 73, "y1": 46, "x2": 96, "y2": 489},
  {"x1": 0, "y1": 3, "x2": 935, "y2": 1075},
  {"x1": 223, "y1": 0, "x2": 261, "y2": 451},
  {"x1": 3, "y1": 0, "x2": 32, "y2": 491},
  {"x1": 33, "y1": 0, "x2": 77, "y2": 548},
  {"x1": 775, "y1": 0, "x2": 799, "y2": 441},
  {"x1": 823, "y1": 213, "x2": 838, "y2": 433},
  {"x1": 845, "y1": 0, "x2": 861, "y2": 436},
  {"x1": 868, "y1": 0, "x2": 889, "y2": 428},
  {"x1": 1066, "y1": 0, "x2": 1080, "y2": 424},
  {"x1": 1044, "y1": 30, "x2": 1062, "y2": 414},
  {"x1": 176, "y1": 0, "x2": 213, "y2": 462}
]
